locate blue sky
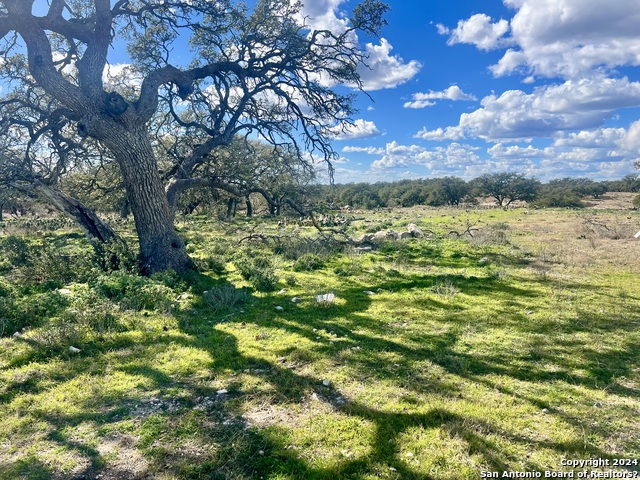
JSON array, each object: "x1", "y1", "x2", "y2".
[
  {"x1": 299, "y1": 0, "x2": 640, "y2": 183},
  {"x1": 29, "y1": 0, "x2": 640, "y2": 184}
]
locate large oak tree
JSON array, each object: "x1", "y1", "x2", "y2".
[{"x1": 0, "y1": 0, "x2": 387, "y2": 273}]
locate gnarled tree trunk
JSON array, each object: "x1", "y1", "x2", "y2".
[
  {"x1": 101, "y1": 124, "x2": 194, "y2": 274},
  {"x1": 15, "y1": 181, "x2": 118, "y2": 243}
]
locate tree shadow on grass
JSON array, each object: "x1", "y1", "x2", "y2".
[{"x1": 1, "y1": 270, "x2": 638, "y2": 479}]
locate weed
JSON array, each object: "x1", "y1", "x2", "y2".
[
  {"x1": 203, "y1": 284, "x2": 249, "y2": 312},
  {"x1": 235, "y1": 257, "x2": 279, "y2": 292},
  {"x1": 293, "y1": 253, "x2": 325, "y2": 272},
  {"x1": 430, "y1": 278, "x2": 460, "y2": 297},
  {"x1": 470, "y1": 222, "x2": 510, "y2": 246}
]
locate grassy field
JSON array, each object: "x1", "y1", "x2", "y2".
[{"x1": 0, "y1": 197, "x2": 639, "y2": 479}]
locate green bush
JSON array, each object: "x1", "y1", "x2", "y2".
[
  {"x1": 93, "y1": 272, "x2": 176, "y2": 312},
  {"x1": 293, "y1": 253, "x2": 325, "y2": 272},
  {"x1": 94, "y1": 239, "x2": 138, "y2": 273},
  {"x1": 235, "y1": 257, "x2": 279, "y2": 292},
  {"x1": 533, "y1": 189, "x2": 585, "y2": 208},
  {"x1": 203, "y1": 284, "x2": 249, "y2": 311},
  {"x1": 274, "y1": 236, "x2": 343, "y2": 261},
  {"x1": 0, "y1": 235, "x2": 31, "y2": 268},
  {"x1": 0, "y1": 290, "x2": 70, "y2": 336},
  {"x1": 249, "y1": 270, "x2": 279, "y2": 292}
]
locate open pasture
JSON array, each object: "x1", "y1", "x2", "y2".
[{"x1": 0, "y1": 201, "x2": 639, "y2": 479}]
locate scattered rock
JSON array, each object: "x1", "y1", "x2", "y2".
[
  {"x1": 57, "y1": 288, "x2": 72, "y2": 295},
  {"x1": 374, "y1": 229, "x2": 400, "y2": 240},
  {"x1": 69, "y1": 346, "x2": 81, "y2": 353},
  {"x1": 542, "y1": 408, "x2": 549, "y2": 414},
  {"x1": 594, "y1": 402, "x2": 602, "y2": 408},
  {"x1": 478, "y1": 257, "x2": 490, "y2": 265},
  {"x1": 363, "y1": 290, "x2": 375, "y2": 295},
  {"x1": 277, "y1": 288, "x2": 288, "y2": 295},
  {"x1": 216, "y1": 389, "x2": 228, "y2": 395},
  {"x1": 354, "y1": 246, "x2": 372, "y2": 252},
  {"x1": 12, "y1": 332, "x2": 21, "y2": 339},
  {"x1": 322, "y1": 380, "x2": 331, "y2": 386},
  {"x1": 291, "y1": 297, "x2": 302, "y2": 303},
  {"x1": 316, "y1": 293, "x2": 335, "y2": 304},
  {"x1": 354, "y1": 233, "x2": 374, "y2": 244},
  {"x1": 407, "y1": 223, "x2": 424, "y2": 238},
  {"x1": 275, "y1": 306, "x2": 284, "y2": 312},
  {"x1": 400, "y1": 231, "x2": 412, "y2": 240}
]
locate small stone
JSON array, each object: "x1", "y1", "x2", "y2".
[
  {"x1": 322, "y1": 380, "x2": 331, "y2": 386},
  {"x1": 275, "y1": 306, "x2": 284, "y2": 311},
  {"x1": 389, "y1": 467, "x2": 397, "y2": 472},
  {"x1": 363, "y1": 290, "x2": 375, "y2": 295},
  {"x1": 291, "y1": 297, "x2": 302, "y2": 303},
  {"x1": 258, "y1": 450, "x2": 265, "y2": 455},
  {"x1": 57, "y1": 288, "x2": 72, "y2": 295},
  {"x1": 12, "y1": 332, "x2": 21, "y2": 339},
  {"x1": 526, "y1": 311, "x2": 534, "y2": 315},
  {"x1": 316, "y1": 293, "x2": 335, "y2": 303},
  {"x1": 478, "y1": 257, "x2": 490, "y2": 264},
  {"x1": 277, "y1": 289, "x2": 288, "y2": 295},
  {"x1": 216, "y1": 389, "x2": 228, "y2": 395},
  {"x1": 406, "y1": 452, "x2": 414, "y2": 458},
  {"x1": 69, "y1": 346, "x2": 81, "y2": 353},
  {"x1": 542, "y1": 408, "x2": 549, "y2": 414},
  {"x1": 594, "y1": 402, "x2": 602, "y2": 408}
]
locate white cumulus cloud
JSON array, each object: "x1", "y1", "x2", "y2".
[
  {"x1": 370, "y1": 141, "x2": 481, "y2": 170},
  {"x1": 442, "y1": 0, "x2": 640, "y2": 79},
  {"x1": 331, "y1": 119, "x2": 380, "y2": 140},
  {"x1": 299, "y1": 1, "x2": 421, "y2": 90},
  {"x1": 438, "y1": 14, "x2": 511, "y2": 51},
  {"x1": 342, "y1": 146, "x2": 385, "y2": 155},
  {"x1": 458, "y1": 77, "x2": 640, "y2": 141},
  {"x1": 403, "y1": 85, "x2": 477, "y2": 109},
  {"x1": 414, "y1": 126, "x2": 466, "y2": 141}
]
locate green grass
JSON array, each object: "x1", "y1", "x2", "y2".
[{"x1": 0, "y1": 206, "x2": 639, "y2": 479}]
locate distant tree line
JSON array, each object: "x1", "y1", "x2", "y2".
[
  {"x1": 2, "y1": 170, "x2": 640, "y2": 222},
  {"x1": 313, "y1": 172, "x2": 640, "y2": 211}
]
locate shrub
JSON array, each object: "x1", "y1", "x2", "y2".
[
  {"x1": 633, "y1": 194, "x2": 640, "y2": 209},
  {"x1": 470, "y1": 223, "x2": 510, "y2": 246},
  {"x1": 293, "y1": 253, "x2": 325, "y2": 272},
  {"x1": 94, "y1": 239, "x2": 138, "y2": 273},
  {"x1": 0, "y1": 290, "x2": 70, "y2": 336},
  {"x1": 533, "y1": 189, "x2": 585, "y2": 208},
  {"x1": 274, "y1": 235, "x2": 343, "y2": 261},
  {"x1": 0, "y1": 235, "x2": 31, "y2": 268},
  {"x1": 203, "y1": 284, "x2": 249, "y2": 311},
  {"x1": 93, "y1": 272, "x2": 176, "y2": 312},
  {"x1": 235, "y1": 257, "x2": 279, "y2": 292}
]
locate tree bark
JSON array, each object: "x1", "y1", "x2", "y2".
[
  {"x1": 226, "y1": 197, "x2": 237, "y2": 218},
  {"x1": 101, "y1": 124, "x2": 194, "y2": 274},
  {"x1": 245, "y1": 196, "x2": 253, "y2": 217},
  {"x1": 20, "y1": 181, "x2": 119, "y2": 243}
]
